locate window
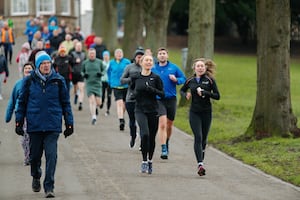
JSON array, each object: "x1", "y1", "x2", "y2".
[
  {"x1": 61, "y1": 0, "x2": 71, "y2": 15},
  {"x1": 37, "y1": 0, "x2": 55, "y2": 15},
  {"x1": 11, "y1": 0, "x2": 29, "y2": 15}
]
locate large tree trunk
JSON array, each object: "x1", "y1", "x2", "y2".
[
  {"x1": 143, "y1": 0, "x2": 175, "y2": 52},
  {"x1": 247, "y1": 0, "x2": 299, "y2": 138},
  {"x1": 92, "y1": 0, "x2": 119, "y2": 51},
  {"x1": 122, "y1": 0, "x2": 144, "y2": 58},
  {"x1": 185, "y1": 0, "x2": 215, "y2": 77},
  {"x1": 179, "y1": 0, "x2": 215, "y2": 106}
]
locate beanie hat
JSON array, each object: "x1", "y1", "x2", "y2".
[
  {"x1": 22, "y1": 42, "x2": 30, "y2": 50},
  {"x1": 35, "y1": 51, "x2": 51, "y2": 68},
  {"x1": 102, "y1": 50, "x2": 110, "y2": 57},
  {"x1": 58, "y1": 45, "x2": 67, "y2": 53},
  {"x1": 134, "y1": 48, "x2": 144, "y2": 58}
]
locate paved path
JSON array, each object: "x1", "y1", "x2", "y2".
[{"x1": 0, "y1": 37, "x2": 299, "y2": 200}]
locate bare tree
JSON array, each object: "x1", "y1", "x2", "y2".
[
  {"x1": 185, "y1": 0, "x2": 215, "y2": 77},
  {"x1": 122, "y1": 0, "x2": 144, "y2": 58},
  {"x1": 179, "y1": 0, "x2": 216, "y2": 106},
  {"x1": 143, "y1": 0, "x2": 175, "y2": 52},
  {"x1": 92, "y1": 0, "x2": 119, "y2": 51},
  {"x1": 247, "y1": 0, "x2": 300, "y2": 138}
]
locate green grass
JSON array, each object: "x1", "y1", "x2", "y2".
[{"x1": 168, "y1": 49, "x2": 300, "y2": 186}]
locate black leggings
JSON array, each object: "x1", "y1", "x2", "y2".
[
  {"x1": 125, "y1": 102, "x2": 137, "y2": 138},
  {"x1": 189, "y1": 110, "x2": 212, "y2": 163},
  {"x1": 101, "y1": 81, "x2": 112, "y2": 111},
  {"x1": 135, "y1": 111, "x2": 158, "y2": 161}
]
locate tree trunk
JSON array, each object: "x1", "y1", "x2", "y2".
[
  {"x1": 122, "y1": 0, "x2": 144, "y2": 58},
  {"x1": 92, "y1": 0, "x2": 119, "y2": 51},
  {"x1": 179, "y1": 0, "x2": 215, "y2": 106},
  {"x1": 143, "y1": 0, "x2": 175, "y2": 52},
  {"x1": 247, "y1": 0, "x2": 299, "y2": 138}
]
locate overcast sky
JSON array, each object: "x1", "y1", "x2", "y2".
[{"x1": 81, "y1": 0, "x2": 92, "y2": 14}]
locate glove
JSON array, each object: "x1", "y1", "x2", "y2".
[
  {"x1": 201, "y1": 90, "x2": 209, "y2": 98},
  {"x1": 63, "y1": 125, "x2": 74, "y2": 138},
  {"x1": 84, "y1": 74, "x2": 89, "y2": 79},
  {"x1": 96, "y1": 72, "x2": 102, "y2": 77},
  {"x1": 15, "y1": 122, "x2": 24, "y2": 136},
  {"x1": 145, "y1": 83, "x2": 156, "y2": 93}
]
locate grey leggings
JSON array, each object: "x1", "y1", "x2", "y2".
[{"x1": 189, "y1": 110, "x2": 212, "y2": 163}]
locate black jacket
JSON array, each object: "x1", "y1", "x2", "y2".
[
  {"x1": 53, "y1": 55, "x2": 72, "y2": 80},
  {"x1": 132, "y1": 72, "x2": 164, "y2": 113},
  {"x1": 180, "y1": 75, "x2": 220, "y2": 112}
]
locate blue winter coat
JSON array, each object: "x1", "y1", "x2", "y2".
[
  {"x1": 15, "y1": 69, "x2": 73, "y2": 133},
  {"x1": 5, "y1": 79, "x2": 22, "y2": 122}
]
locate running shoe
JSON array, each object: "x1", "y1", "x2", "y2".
[
  {"x1": 23, "y1": 160, "x2": 30, "y2": 166},
  {"x1": 91, "y1": 118, "x2": 96, "y2": 125},
  {"x1": 140, "y1": 162, "x2": 148, "y2": 173},
  {"x1": 78, "y1": 102, "x2": 82, "y2": 111},
  {"x1": 160, "y1": 144, "x2": 168, "y2": 159},
  {"x1": 197, "y1": 165, "x2": 206, "y2": 176},
  {"x1": 120, "y1": 121, "x2": 125, "y2": 131},
  {"x1": 45, "y1": 190, "x2": 55, "y2": 198}
]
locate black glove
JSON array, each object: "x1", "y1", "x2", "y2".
[
  {"x1": 64, "y1": 125, "x2": 74, "y2": 138},
  {"x1": 201, "y1": 90, "x2": 210, "y2": 98},
  {"x1": 96, "y1": 72, "x2": 102, "y2": 77},
  {"x1": 146, "y1": 83, "x2": 156, "y2": 93},
  {"x1": 84, "y1": 74, "x2": 89, "y2": 79},
  {"x1": 15, "y1": 122, "x2": 24, "y2": 136}
]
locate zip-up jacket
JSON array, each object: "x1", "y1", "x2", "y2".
[
  {"x1": 152, "y1": 61, "x2": 186, "y2": 99},
  {"x1": 180, "y1": 75, "x2": 220, "y2": 112},
  {"x1": 15, "y1": 69, "x2": 73, "y2": 133}
]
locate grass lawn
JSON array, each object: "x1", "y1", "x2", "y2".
[{"x1": 168, "y1": 48, "x2": 300, "y2": 186}]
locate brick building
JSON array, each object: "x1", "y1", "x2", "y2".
[{"x1": 0, "y1": 0, "x2": 80, "y2": 36}]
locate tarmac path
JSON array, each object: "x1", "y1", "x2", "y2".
[{"x1": 0, "y1": 37, "x2": 299, "y2": 200}]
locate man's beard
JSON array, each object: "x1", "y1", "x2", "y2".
[{"x1": 160, "y1": 60, "x2": 167, "y2": 64}]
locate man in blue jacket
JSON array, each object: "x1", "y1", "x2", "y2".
[
  {"x1": 15, "y1": 51, "x2": 74, "y2": 198},
  {"x1": 152, "y1": 47, "x2": 186, "y2": 160}
]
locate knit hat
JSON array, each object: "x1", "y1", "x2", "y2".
[
  {"x1": 21, "y1": 42, "x2": 30, "y2": 50},
  {"x1": 134, "y1": 48, "x2": 144, "y2": 58},
  {"x1": 35, "y1": 51, "x2": 51, "y2": 68},
  {"x1": 102, "y1": 50, "x2": 110, "y2": 57},
  {"x1": 58, "y1": 45, "x2": 67, "y2": 53}
]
